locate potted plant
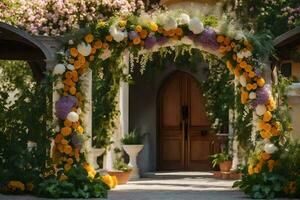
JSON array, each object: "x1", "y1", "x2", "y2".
[
  {"x1": 210, "y1": 151, "x2": 232, "y2": 172},
  {"x1": 122, "y1": 130, "x2": 144, "y2": 180},
  {"x1": 108, "y1": 148, "x2": 132, "y2": 185}
]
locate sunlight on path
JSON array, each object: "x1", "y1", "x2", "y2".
[{"x1": 108, "y1": 172, "x2": 245, "y2": 200}]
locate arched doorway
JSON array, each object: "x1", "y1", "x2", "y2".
[{"x1": 158, "y1": 71, "x2": 222, "y2": 171}]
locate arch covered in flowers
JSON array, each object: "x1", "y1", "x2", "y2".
[{"x1": 52, "y1": 11, "x2": 282, "y2": 196}]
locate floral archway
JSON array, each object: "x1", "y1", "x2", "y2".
[{"x1": 50, "y1": 10, "x2": 285, "y2": 199}]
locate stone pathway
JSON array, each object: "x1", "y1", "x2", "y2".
[
  {"x1": 0, "y1": 172, "x2": 289, "y2": 200},
  {"x1": 108, "y1": 171, "x2": 246, "y2": 200}
]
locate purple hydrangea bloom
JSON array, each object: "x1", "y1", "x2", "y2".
[
  {"x1": 71, "y1": 132, "x2": 84, "y2": 149},
  {"x1": 252, "y1": 85, "x2": 270, "y2": 107},
  {"x1": 255, "y1": 68, "x2": 263, "y2": 77},
  {"x1": 128, "y1": 31, "x2": 139, "y2": 40},
  {"x1": 55, "y1": 95, "x2": 77, "y2": 120},
  {"x1": 157, "y1": 35, "x2": 168, "y2": 45},
  {"x1": 195, "y1": 28, "x2": 219, "y2": 50},
  {"x1": 144, "y1": 36, "x2": 157, "y2": 49}
]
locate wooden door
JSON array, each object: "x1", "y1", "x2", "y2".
[{"x1": 158, "y1": 71, "x2": 217, "y2": 171}]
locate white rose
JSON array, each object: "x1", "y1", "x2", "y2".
[
  {"x1": 239, "y1": 75, "x2": 247, "y2": 87},
  {"x1": 163, "y1": 17, "x2": 177, "y2": 31},
  {"x1": 66, "y1": 64, "x2": 75, "y2": 71},
  {"x1": 109, "y1": 25, "x2": 127, "y2": 42},
  {"x1": 249, "y1": 92, "x2": 256, "y2": 99},
  {"x1": 264, "y1": 143, "x2": 278, "y2": 154},
  {"x1": 237, "y1": 51, "x2": 244, "y2": 59},
  {"x1": 256, "y1": 104, "x2": 267, "y2": 116},
  {"x1": 177, "y1": 13, "x2": 190, "y2": 25},
  {"x1": 67, "y1": 111, "x2": 79, "y2": 122},
  {"x1": 53, "y1": 64, "x2": 66, "y2": 75},
  {"x1": 188, "y1": 17, "x2": 204, "y2": 34},
  {"x1": 77, "y1": 42, "x2": 91, "y2": 56}
]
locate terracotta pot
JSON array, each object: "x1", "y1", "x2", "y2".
[
  {"x1": 108, "y1": 171, "x2": 131, "y2": 185},
  {"x1": 219, "y1": 161, "x2": 232, "y2": 172}
]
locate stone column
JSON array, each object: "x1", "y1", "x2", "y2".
[{"x1": 79, "y1": 69, "x2": 93, "y2": 164}]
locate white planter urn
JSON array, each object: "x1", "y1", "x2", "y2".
[
  {"x1": 123, "y1": 144, "x2": 144, "y2": 180},
  {"x1": 90, "y1": 148, "x2": 105, "y2": 170}
]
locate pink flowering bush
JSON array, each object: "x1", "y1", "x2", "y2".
[{"x1": 0, "y1": 0, "x2": 145, "y2": 36}]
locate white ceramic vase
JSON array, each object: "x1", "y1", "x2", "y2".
[{"x1": 123, "y1": 144, "x2": 144, "y2": 180}]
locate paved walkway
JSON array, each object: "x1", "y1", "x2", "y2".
[
  {"x1": 108, "y1": 171, "x2": 245, "y2": 200},
  {"x1": 1, "y1": 171, "x2": 280, "y2": 200}
]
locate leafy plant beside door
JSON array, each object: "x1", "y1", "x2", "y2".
[{"x1": 210, "y1": 151, "x2": 233, "y2": 172}]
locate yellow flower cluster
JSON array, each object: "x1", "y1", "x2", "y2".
[
  {"x1": 7, "y1": 181, "x2": 25, "y2": 191},
  {"x1": 102, "y1": 175, "x2": 118, "y2": 189},
  {"x1": 53, "y1": 33, "x2": 105, "y2": 175},
  {"x1": 248, "y1": 152, "x2": 276, "y2": 175},
  {"x1": 284, "y1": 181, "x2": 297, "y2": 194},
  {"x1": 83, "y1": 162, "x2": 97, "y2": 178}
]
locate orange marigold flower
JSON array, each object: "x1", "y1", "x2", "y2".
[
  {"x1": 90, "y1": 55, "x2": 95, "y2": 61},
  {"x1": 257, "y1": 77, "x2": 265, "y2": 87},
  {"x1": 69, "y1": 86, "x2": 77, "y2": 95},
  {"x1": 102, "y1": 42, "x2": 109, "y2": 49},
  {"x1": 241, "y1": 91, "x2": 249, "y2": 104},
  {"x1": 248, "y1": 71, "x2": 255, "y2": 78},
  {"x1": 261, "y1": 152, "x2": 271, "y2": 161},
  {"x1": 63, "y1": 145, "x2": 72, "y2": 155},
  {"x1": 63, "y1": 85, "x2": 69, "y2": 92},
  {"x1": 139, "y1": 29, "x2": 148, "y2": 39},
  {"x1": 94, "y1": 40, "x2": 102, "y2": 49},
  {"x1": 64, "y1": 120, "x2": 72, "y2": 127},
  {"x1": 224, "y1": 37, "x2": 231, "y2": 45},
  {"x1": 175, "y1": 28, "x2": 183, "y2": 36},
  {"x1": 61, "y1": 127, "x2": 72, "y2": 136},
  {"x1": 67, "y1": 158, "x2": 74, "y2": 165},
  {"x1": 84, "y1": 34, "x2": 94, "y2": 43},
  {"x1": 54, "y1": 134, "x2": 63, "y2": 143},
  {"x1": 65, "y1": 71, "x2": 72, "y2": 79},
  {"x1": 74, "y1": 60, "x2": 81, "y2": 69},
  {"x1": 64, "y1": 163, "x2": 72, "y2": 171},
  {"x1": 70, "y1": 48, "x2": 78, "y2": 57},
  {"x1": 268, "y1": 159, "x2": 275, "y2": 172},
  {"x1": 133, "y1": 37, "x2": 141, "y2": 45},
  {"x1": 135, "y1": 25, "x2": 142, "y2": 33},
  {"x1": 263, "y1": 111, "x2": 272, "y2": 122},
  {"x1": 105, "y1": 35, "x2": 113, "y2": 42},
  {"x1": 217, "y1": 35, "x2": 225, "y2": 43},
  {"x1": 77, "y1": 125, "x2": 84, "y2": 134},
  {"x1": 260, "y1": 130, "x2": 271, "y2": 139},
  {"x1": 61, "y1": 139, "x2": 68, "y2": 145}
]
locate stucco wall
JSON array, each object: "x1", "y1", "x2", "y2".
[{"x1": 129, "y1": 61, "x2": 209, "y2": 173}]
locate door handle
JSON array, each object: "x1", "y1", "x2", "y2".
[{"x1": 184, "y1": 121, "x2": 188, "y2": 141}]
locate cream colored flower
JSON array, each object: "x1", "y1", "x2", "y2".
[
  {"x1": 264, "y1": 143, "x2": 278, "y2": 154},
  {"x1": 77, "y1": 42, "x2": 91, "y2": 56},
  {"x1": 188, "y1": 17, "x2": 204, "y2": 34},
  {"x1": 67, "y1": 111, "x2": 79, "y2": 122},
  {"x1": 53, "y1": 64, "x2": 66, "y2": 75},
  {"x1": 256, "y1": 104, "x2": 267, "y2": 116},
  {"x1": 163, "y1": 17, "x2": 177, "y2": 31}
]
